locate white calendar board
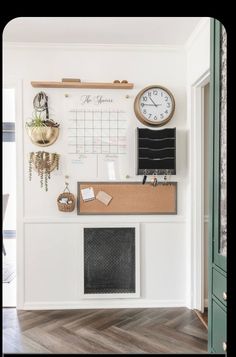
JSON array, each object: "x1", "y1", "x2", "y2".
[
  {"x1": 67, "y1": 109, "x2": 127, "y2": 155},
  {"x1": 63, "y1": 92, "x2": 135, "y2": 180}
]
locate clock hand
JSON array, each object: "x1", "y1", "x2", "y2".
[
  {"x1": 149, "y1": 97, "x2": 162, "y2": 107},
  {"x1": 142, "y1": 103, "x2": 162, "y2": 107},
  {"x1": 149, "y1": 97, "x2": 158, "y2": 107}
]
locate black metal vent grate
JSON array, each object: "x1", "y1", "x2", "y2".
[{"x1": 84, "y1": 228, "x2": 135, "y2": 294}]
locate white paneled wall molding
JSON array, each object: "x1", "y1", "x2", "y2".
[{"x1": 3, "y1": 20, "x2": 210, "y2": 309}]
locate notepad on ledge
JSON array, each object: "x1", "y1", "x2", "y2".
[
  {"x1": 96, "y1": 190, "x2": 113, "y2": 206},
  {"x1": 81, "y1": 187, "x2": 95, "y2": 202}
]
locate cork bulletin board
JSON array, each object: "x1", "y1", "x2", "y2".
[{"x1": 77, "y1": 182, "x2": 177, "y2": 215}]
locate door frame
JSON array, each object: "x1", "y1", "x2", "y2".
[{"x1": 190, "y1": 69, "x2": 210, "y2": 312}]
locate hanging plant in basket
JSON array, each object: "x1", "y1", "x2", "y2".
[
  {"x1": 26, "y1": 111, "x2": 60, "y2": 147},
  {"x1": 29, "y1": 151, "x2": 59, "y2": 191}
]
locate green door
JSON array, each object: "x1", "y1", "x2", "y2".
[{"x1": 208, "y1": 18, "x2": 227, "y2": 353}]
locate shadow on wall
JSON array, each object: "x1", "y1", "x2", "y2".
[{"x1": 176, "y1": 129, "x2": 187, "y2": 177}]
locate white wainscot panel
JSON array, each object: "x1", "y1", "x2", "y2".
[
  {"x1": 24, "y1": 223, "x2": 80, "y2": 303},
  {"x1": 140, "y1": 223, "x2": 186, "y2": 301},
  {"x1": 23, "y1": 222, "x2": 186, "y2": 308}
]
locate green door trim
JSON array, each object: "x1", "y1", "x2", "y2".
[
  {"x1": 208, "y1": 17, "x2": 215, "y2": 352},
  {"x1": 213, "y1": 20, "x2": 226, "y2": 271},
  {"x1": 208, "y1": 18, "x2": 227, "y2": 353}
]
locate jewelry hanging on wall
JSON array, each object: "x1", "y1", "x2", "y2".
[
  {"x1": 163, "y1": 169, "x2": 168, "y2": 185},
  {"x1": 167, "y1": 169, "x2": 172, "y2": 185},
  {"x1": 142, "y1": 169, "x2": 148, "y2": 185},
  {"x1": 152, "y1": 169, "x2": 158, "y2": 187}
]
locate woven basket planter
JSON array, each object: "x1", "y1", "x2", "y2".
[{"x1": 57, "y1": 192, "x2": 75, "y2": 212}]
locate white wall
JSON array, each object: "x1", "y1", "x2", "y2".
[
  {"x1": 186, "y1": 18, "x2": 210, "y2": 309},
  {"x1": 186, "y1": 19, "x2": 210, "y2": 85},
  {"x1": 4, "y1": 43, "x2": 188, "y2": 309}
]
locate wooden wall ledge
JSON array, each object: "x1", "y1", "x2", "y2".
[{"x1": 31, "y1": 81, "x2": 134, "y2": 89}]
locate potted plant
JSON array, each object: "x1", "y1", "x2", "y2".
[
  {"x1": 26, "y1": 111, "x2": 60, "y2": 146},
  {"x1": 28, "y1": 151, "x2": 60, "y2": 191}
]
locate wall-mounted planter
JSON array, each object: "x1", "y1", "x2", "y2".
[
  {"x1": 29, "y1": 151, "x2": 59, "y2": 191},
  {"x1": 26, "y1": 126, "x2": 60, "y2": 147}
]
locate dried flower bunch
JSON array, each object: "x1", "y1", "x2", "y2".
[{"x1": 29, "y1": 151, "x2": 59, "y2": 191}]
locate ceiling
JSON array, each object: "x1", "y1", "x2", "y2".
[{"x1": 3, "y1": 17, "x2": 204, "y2": 45}]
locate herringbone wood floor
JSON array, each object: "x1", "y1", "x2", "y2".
[{"x1": 3, "y1": 307, "x2": 207, "y2": 353}]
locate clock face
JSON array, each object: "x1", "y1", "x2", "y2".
[{"x1": 134, "y1": 85, "x2": 175, "y2": 126}]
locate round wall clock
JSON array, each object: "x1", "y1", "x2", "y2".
[{"x1": 134, "y1": 85, "x2": 175, "y2": 127}]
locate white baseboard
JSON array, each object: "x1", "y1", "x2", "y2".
[
  {"x1": 204, "y1": 298, "x2": 208, "y2": 308},
  {"x1": 22, "y1": 299, "x2": 186, "y2": 310}
]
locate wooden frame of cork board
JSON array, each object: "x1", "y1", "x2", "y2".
[{"x1": 77, "y1": 182, "x2": 177, "y2": 215}]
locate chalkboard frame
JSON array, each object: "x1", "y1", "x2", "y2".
[{"x1": 79, "y1": 223, "x2": 140, "y2": 299}]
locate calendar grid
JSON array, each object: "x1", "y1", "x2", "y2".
[{"x1": 68, "y1": 109, "x2": 127, "y2": 155}]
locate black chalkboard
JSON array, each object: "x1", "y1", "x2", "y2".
[{"x1": 84, "y1": 228, "x2": 135, "y2": 294}]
